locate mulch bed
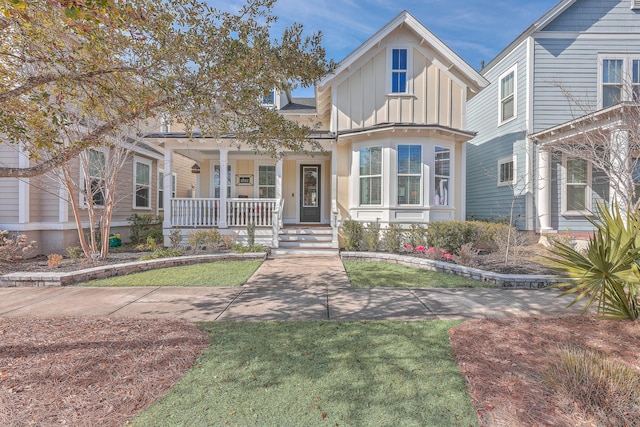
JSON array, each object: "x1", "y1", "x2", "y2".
[
  {"x1": 451, "y1": 316, "x2": 640, "y2": 427},
  {"x1": 0, "y1": 317, "x2": 208, "y2": 427}
]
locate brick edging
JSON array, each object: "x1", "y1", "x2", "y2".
[
  {"x1": 340, "y1": 252, "x2": 566, "y2": 289},
  {"x1": 0, "y1": 253, "x2": 267, "y2": 287}
]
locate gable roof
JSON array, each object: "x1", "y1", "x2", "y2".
[
  {"x1": 481, "y1": 0, "x2": 578, "y2": 73},
  {"x1": 317, "y1": 10, "x2": 488, "y2": 93}
]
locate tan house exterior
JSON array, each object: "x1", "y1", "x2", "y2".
[{"x1": 145, "y1": 11, "x2": 487, "y2": 253}]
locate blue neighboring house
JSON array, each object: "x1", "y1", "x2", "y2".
[{"x1": 467, "y1": 0, "x2": 640, "y2": 233}]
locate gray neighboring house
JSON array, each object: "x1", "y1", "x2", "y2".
[{"x1": 467, "y1": 0, "x2": 640, "y2": 233}]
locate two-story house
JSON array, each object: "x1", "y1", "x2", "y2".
[
  {"x1": 145, "y1": 11, "x2": 487, "y2": 253},
  {"x1": 467, "y1": 0, "x2": 640, "y2": 233}
]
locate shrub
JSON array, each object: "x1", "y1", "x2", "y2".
[
  {"x1": 221, "y1": 232, "x2": 237, "y2": 250},
  {"x1": 47, "y1": 253, "x2": 63, "y2": 268},
  {"x1": 406, "y1": 223, "x2": 427, "y2": 248},
  {"x1": 363, "y1": 220, "x2": 381, "y2": 252},
  {"x1": 66, "y1": 246, "x2": 84, "y2": 259},
  {"x1": 247, "y1": 222, "x2": 256, "y2": 247},
  {"x1": 139, "y1": 247, "x2": 183, "y2": 260},
  {"x1": 545, "y1": 202, "x2": 640, "y2": 320},
  {"x1": 128, "y1": 214, "x2": 163, "y2": 244},
  {"x1": 453, "y1": 243, "x2": 480, "y2": 267},
  {"x1": 187, "y1": 229, "x2": 221, "y2": 253},
  {"x1": 425, "y1": 221, "x2": 476, "y2": 254},
  {"x1": 342, "y1": 219, "x2": 364, "y2": 251},
  {"x1": 169, "y1": 228, "x2": 183, "y2": 248},
  {"x1": 545, "y1": 346, "x2": 640, "y2": 425},
  {"x1": 0, "y1": 231, "x2": 37, "y2": 262},
  {"x1": 383, "y1": 224, "x2": 405, "y2": 254}
]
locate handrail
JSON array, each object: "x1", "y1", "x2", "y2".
[{"x1": 170, "y1": 198, "x2": 277, "y2": 228}]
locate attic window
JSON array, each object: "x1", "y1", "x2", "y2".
[
  {"x1": 391, "y1": 49, "x2": 408, "y2": 93},
  {"x1": 632, "y1": 0, "x2": 640, "y2": 10}
]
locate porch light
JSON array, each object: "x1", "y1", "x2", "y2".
[{"x1": 191, "y1": 163, "x2": 201, "y2": 174}]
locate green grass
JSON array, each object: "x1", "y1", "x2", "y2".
[
  {"x1": 80, "y1": 261, "x2": 261, "y2": 287},
  {"x1": 130, "y1": 321, "x2": 478, "y2": 427},
  {"x1": 343, "y1": 260, "x2": 493, "y2": 288}
]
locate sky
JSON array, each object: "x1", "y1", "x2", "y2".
[{"x1": 213, "y1": 0, "x2": 561, "y2": 97}]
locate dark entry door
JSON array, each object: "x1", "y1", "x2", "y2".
[{"x1": 300, "y1": 165, "x2": 320, "y2": 222}]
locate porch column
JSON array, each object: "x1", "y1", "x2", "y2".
[
  {"x1": 272, "y1": 157, "x2": 283, "y2": 248},
  {"x1": 331, "y1": 141, "x2": 339, "y2": 248},
  {"x1": 218, "y1": 148, "x2": 228, "y2": 229},
  {"x1": 537, "y1": 146, "x2": 553, "y2": 232},
  {"x1": 162, "y1": 148, "x2": 173, "y2": 245},
  {"x1": 609, "y1": 128, "x2": 630, "y2": 209}
]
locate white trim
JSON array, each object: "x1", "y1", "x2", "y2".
[
  {"x1": 498, "y1": 64, "x2": 518, "y2": 126},
  {"x1": 133, "y1": 156, "x2": 153, "y2": 210},
  {"x1": 157, "y1": 169, "x2": 176, "y2": 211},
  {"x1": 497, "y1": 155, "x2": 517, "y2": 187},
  {"x1": 561, "y1": 155, "x2": 593, "y2": 216},
  {"x1": 597, "y1": 53, "x2": 640, "y2": 109},
  {"x1": 386, "y1": 45, "x2": 413, "y2": 95},
  {"x1": 18, "y1": 144, "x2": 30, "y2": 224},
  {"x1": 356, "y1": 145, "x2": 384, "y2": 207}
]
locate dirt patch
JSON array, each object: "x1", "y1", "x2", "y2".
[
  {"x1": 0, "y1": 317, "x2": 208, "y2": 426},
  {"x1": 451, "y1": 316, "x2": 640, "y2": 427},
  {"x1": 0, "y1": 251, "x2": 149, "y2": 274}
]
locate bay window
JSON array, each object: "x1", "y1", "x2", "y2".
[
  {"x1": 397, "y1": 145, "x2": 422, "y2": 205},
  {"x1": 434, "y1": 147, "x2": 450, "y2": 206}
]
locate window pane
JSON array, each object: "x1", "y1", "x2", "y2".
[
  {"x1": 409, "y1": 146, "x2": 421, "y2": 174},
  {"x1": 603, "y1": 85, "x2": 622, "y2": 108},
  {"x1": 500, "y1": 161, "x2": 514, "y2": 183},
  {"x1": 435, "y1": 177, "x2": 449, "y2": 206},
  {"x1": 392, "y1": 72, "x2": 406, "y2": 93},
  {"x1": 89, "y1": 150, "x2": 105, "y2": 177},
  {"x1": 359, "y1": 149, "x2": 370, "y2": 175},
  {"x1": 398, "y1": 176, "x2": 421, "y2": 205},
  {"x1": 567, "y1": 159, "x2": 587, "y2": 184},
  {"x1": 136, "y1": 187, "x2": 149, "y2": 208},
  {"x1": 603, "y1": 59, "x2": 623, "y2": 84},
  {"x1": 501, "y1": 72, "x2": 514, "y2": 97},
  {"x1": 634, "y1": 60, "x2": 640, "y2": 84},
  {"x1": 370, "y1": 147, "x2": 382, "y2": 175},
  {"x1": 502, "y1": 95, "x2": 515, "y2": 121},
  {"x1": 567, "y1": 184, "x2": 587, "y2": 211},
  {"x1": 91, "y1": 178, "x2": 104, "y2": 206},
  {"x1": 435, "y1": 148, "x2": 450, "y2": 176},
  {"x1": 398, "y1": 145, "x2": 409, "y2": 174},
  {"x1": 136, "y1": 162, "x2": 150, "y2": 185},
  {"x1": 360, "y1": 177, "x2": 381, "y2": 205}
]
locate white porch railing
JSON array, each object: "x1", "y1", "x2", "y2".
[{"x1": 170, "y1": 198, "x2": 279, "y2": 228}]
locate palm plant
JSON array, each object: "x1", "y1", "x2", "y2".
[{"x1": 545, "y1": 202, "x2": 640, "y2": 320}]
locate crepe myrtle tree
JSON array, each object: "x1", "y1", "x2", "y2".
[{"x1": 0, "y1": 0, "x2": 333, "y2": 178}]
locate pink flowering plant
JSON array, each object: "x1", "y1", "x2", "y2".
[{"x1": 404, "y1": 243, "x2": 453, "y2": 262}]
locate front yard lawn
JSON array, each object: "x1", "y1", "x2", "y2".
[
  {"x1": 343, "y1": 260, "x2": 493, "y2": 288},
  {"x1": 80, "y1": 261, "x2": 261, "y2": 287},
  {"x1": 130, "y1": 321, "x2": 477, "y2": 427}
]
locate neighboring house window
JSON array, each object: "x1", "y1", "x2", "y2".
[
  {"x1": 158, "y1": 170, "x2": 176, "y2": 210},
  {"x1": 633, "y1": 60, "x2": 640, "y2": 102},
  {"x1": 262, "y1": 89, "x2": 276, "y2": 106},
  {"x1": 499, "y1": 66, "x2": 516, "y2": 123},
  {"x1": 563, "y1": 157, "x2": 591, "y2": 214},
  {"x1": 391, "y1": 48, "x2": 408, "y2": 93},
  {"x1": 214, "y1": 164, "x2": 231, "y2": 198},
  {"x1": 86, "y1": 149, "x2": 106, "y2": 207},
  {"x1": 134, "y1": 157, "x2": 152, "y2": 209},
  {"x1": 498, "y1": 156, "x2": 515, "y2": 186},
  {"x1": 602, "y1": 59, "x2": 623, "y2": 108},
  {"x1": 397, "y1": 145, "x2": 422, "y2": 205},
  {"x1": 359, "y1": 146, "x2": 382, "y2": 205},
  {"x1": 434, "y1": 147, "x2": 450, "y2": 206},
  {"x1": 258, "y1": 165, "x2": 276, "y2": 198}
]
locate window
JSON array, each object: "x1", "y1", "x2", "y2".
[
  {"x1": 633, "y1": 60, "x2": 640, "y2": 102},
  {"x1": 397, "y1": 145, "x2": 422, "y2": 205},
  {"x1": 258, "y1": 165, "x2": 276, "y2": 198},
  {"x1": 214, "y1": 164, "x2": 231, "y2": 198},
  {"x1": 262, "y1": 89, "x2": 275, "y2": 106},
  {"x1": 603, "y1": 59, "x2": 623, "y2": 108},
  {"x1": 359, "y1": 146, "x2": 382, "y2": 205},
  {"x1": 498, "y1": 156, "x2": 515, "y2": 186},
  {"x1": 499, "y1": 67, "x2": 516, "y2": 123},
  {"x1": 84, "y1": 149, "x2": 105, "y2": 207},
  {"x1": 633, "y1": 160, "x2": 640, "y2": 204},
  {"x1": 391, "y1": 48, "x2": 408, "y2": 93},
  {"x1": 434, "y1": 147, "x2": 450, "y2": 206},
  {"x1": 158, "y1": 171, "x2": 176, "y2": 210},
  {"x1": 564, "y1": 158, "x2": 591, "y2": 213},
  {"x1": 134, "y1": 158, "x2": 152, "y2": 209}
]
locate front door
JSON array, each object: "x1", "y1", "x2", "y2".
[{"x1": 300, "y1": 165, "x2": 321, "y2": 222}]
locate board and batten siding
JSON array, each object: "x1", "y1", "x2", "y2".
[
  {"x1": 0, "y1": 146, "x2": 19, "y2": 223},
  {"x1": 335, "y1": 27, "x2": 465, "y2": 132},
  {"x1": 466, "y1": 41, "x2": 528, "y2": 225},
  {"x1": 542, "y1": 0, "x2": 640, "y2": 33}
]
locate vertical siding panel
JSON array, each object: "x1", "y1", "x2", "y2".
[
  {"x1": 426, "y1": 63, "x2": 438, "y2": 124},
  {"x1": 412, "y1": 51, "x2": 425, "y2": 124},
  {"x1": 374, "y1": 51, "x2": 387, "y2": 125},
  {"x1": 350, "y1": 71, "x2": 363, "y2": 128},
  {"x1": 337, "y1": 80, "x2": 350, "y2": 130},
  {"x1": 362, "y1": 61, "x2": 375, "y2": 127},
  {"x1": 438, "y1": 70, "x2": 451, "y2": 127},
  {"x1": 451, "y1": 83, "x2": 463, "y2": 129}
]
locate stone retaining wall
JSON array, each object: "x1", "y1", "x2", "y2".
[
  {"x1": 340, "y1": 252, "x2": 567, "y2": 289},
  {"x1": 0, "y1": 253, "x2": 267, "y2": 287}
]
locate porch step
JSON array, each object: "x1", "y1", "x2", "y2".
[{"x1": 275, "y1": 225, "x2": 336, "y2": 254}]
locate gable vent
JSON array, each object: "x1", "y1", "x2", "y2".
[{"x1": 633, "y1": 0, "x2": 640, "y2": 10}]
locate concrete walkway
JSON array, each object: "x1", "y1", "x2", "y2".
[{"x1": 0, "y1": 255, "x2": 585, "y2": 322}]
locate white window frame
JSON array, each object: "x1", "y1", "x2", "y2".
[
  {"x1": 498, "y1": 65, "x2": 517, "y2": 125},
  {"x1": 80, "y1": 147, "x2": 107, "y2": 208},
  {"x1": 397, "y1": 144, "x2": 423, "y2": 206},
  {"x1": 157, "y1": 169, "x2": 176, "y2": 210},
  {"x1": 359, "y1": 146, "x2": 383, "y2": 206},
  {"x1": 561, "y1": 155, "x2": 592, "y2": 216},
  {"x1": 387, "y1": 46, "x2": 413, "y2": 95},
  {"x1": 213, "y1": 164, "x2": 232, "y2": 199},
  {"x1": 133, "y1": 156, "x2": 153, "y2": 210},
  {"x1": 434, "y1": 146, "x2": 451, "y2": 207},
  {"x1": 255, "y1": 162, "x2": 276, "y2": 199},
  {"x1": 597, "y1": 54, "x2": 640, "y2": 109},
  {"x1": 632, "y1": 0, "x2": 640, "y2": 10},
  {"x1": 497, "y1": 155, "x2": 516, "y2": 187}
]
